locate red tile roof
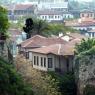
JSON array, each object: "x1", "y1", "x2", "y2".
[
  {"x1": 30, "y1": 37, "x2": 82, "y2": 56},
  {"x1": 30, "y1": 43, "x2": 74, "y2": 56},
  {"x1": 15, "y1": 4, "x2": 34, "y2": 10},
  {"x1": 20, "y1": 35, "x2": 67, "y2": 48}
]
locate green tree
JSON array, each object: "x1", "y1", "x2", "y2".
[
  {"x1": 0, "y1": 6, "x2": 9, "y2": 36},
  {"x1": 83, "y1": 85, "x2": 95, "y2": 95},
  {"x1": 0, "y1": 57, "x2": 33, "y2": 95},
  {"x1": 48, "y1": 72, "x2": 77, "y2": 95},
  {"x1": 75, "y1": 39, "x2": 95, "y2": 54}
]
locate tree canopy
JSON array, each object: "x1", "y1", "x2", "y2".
[
  {"x1": 75, "y1": 39, "x2": 95, "y2": 54},
  {"x1": 0, "y1": 57, "x2": 33, "y2": 95}
]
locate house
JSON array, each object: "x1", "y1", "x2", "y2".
[
  {"x1": 18, "y1": 33, "x2": 86, "y2": 73},
  {"x1": 65, "y1": 19, "x2": 95, "y2": 31},
  {"x1": 29, "y1": 44, "x2": 74, "y2": 72},
  {"x1": 18, "y1": 35, "x2": 67, "y2": 59},
  {"x1": 62, "y1": 11, "x2": 74, "y2": 20},
  {"x1": 37, "y1": 10, "x2": 63, "y2": 23},
  {"x1": 8, "y1": 29, "x2": 26, "y2": 57},
  {"x1": 85, "y1": 29, "x2": 95, "y2": 38},
  {"x1": 80, "y1": 10, "x2": 94, "y2": 21},
  {"x1": 7, "y1": 4, "x2": 37, "y2": 21},
  {"x1": 37, "y1": 9, "x2": 73, "y2": 23},
  {"x1": 29, "y1": 38, "x2": 81, "y2": 72},
  {"x1": 38, "y1": 1, "x2": 68, "y2": 11}
]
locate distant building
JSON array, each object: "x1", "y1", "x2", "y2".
[
  {"x1": 17, "y1": 33, "x2": 86, "y2": 73},
  {"x1": 37, "y1": 9, "x2": 73, "y2": 23},
  {"x1": 85, "y1": 29, "x2": 95, "y2": 38},
  {"x1": 80, "y1": 10, "x2": 95, "y2": 22},
  {"x1": 8, "y1": 29, "x2": 26, "y2": 57},
  {"x1": 38, "y1": 1, "x2": 68, "y2": 11},
  {"x1": 37, "y1": 10, "x2": 63, "y2": 23},
  {"x1": 7, "y1": 4, "x2": 37, "y2": 20}
]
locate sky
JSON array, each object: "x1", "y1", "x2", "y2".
[{"x1": 77, "y1": 0, "x2": 92, "y2": 2}]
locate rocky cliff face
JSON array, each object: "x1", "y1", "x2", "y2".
[{"x1": 75, "y1": 49, "x2": 95, "y2": 95}]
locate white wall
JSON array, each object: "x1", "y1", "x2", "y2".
[{"x1": 39, "y1": 14, "x2": 63, "y2": 21}]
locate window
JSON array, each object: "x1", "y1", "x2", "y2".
[
  {"x1": 66, "y1": 58, "x2": 69, "y2": 71},
  {"x1": 34, "y1": 56, "x2": 36, "y2": 65},
  {"x1": 55, "y1": 16, "x2": 57, "y2": 19},
  {"x1": 26, "y1": 52, "x2": 29, "y2": 59},
  {"x1": 82, "y1": 13, "x2": 84, "y2": 17},
  {"x1": 48, "y1": 58, "x2": 53, "y2": 68},
  {"x1": 37, "y1": 56, "x2": 39, "y2": 66},
  {"x1": 44, "y1": 58, "x2": 46, "y2": 67},
  {"x1": 87, "y1": 14, "x2": 89, "y2": 17},
  {"x1": 42, "y1": 16, "x2": 44, "y2": 19},
  {"x1": 49, "y1": 15, "x2": 53, "y2": 19},
  {"x1": 41, "y1": 57, "x2": 43, "y2": 66},
  {"x1": 45, "y1": 16, "x2": 47, "y2": 19},
  {"x1": 90, "y1": 14, "x2": 93, "y2": 17},
  {"x1": 58, "y1": 16, "x2": 60, "y2": 18}
]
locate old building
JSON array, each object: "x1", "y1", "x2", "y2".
[
  {"x1": 18, "y1": 33, "x2": 85, "y2": 73},
  {"x1": 80, "y1": 10, "x2": 95, "y2": 22},
  {"x1": 18, "y1": 35, "x2": 67, "y2": 59},
  {"x1": 30, "y1": 44, "x2": 74, "y2": 73},
  {"x1": 7, "y1": 4, "x2": 37, "y2": 20}
]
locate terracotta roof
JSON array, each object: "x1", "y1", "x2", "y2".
[
  {"x1": 67, "y1": 33, "x2": 86, "y2": 39},
  {"x1": 80, "y1": 9, "x2": 94, "y2": 13},
  {"x1": 8, "y1": 29, "x2": 22, "y2": 36},
  {"x1": 30, "y1": 37, "x2": 82, "y2": 56},
  {"x1": 30, "y1": 43, "x2": 74, "y2": 56},
  {"x1": 65, "y1": 20, "x2": 95, "y2": 27},
  {"x1": 20, "y1": 35, "x2": 67, "y2": 48},
  {"x1": 15, "y1": 4, "x2": 34, "y2": 10},
  {"x1": 8, "y1": 29, "x2": 22, "y2": 41}
]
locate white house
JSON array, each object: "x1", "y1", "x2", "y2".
[
  {"x1": 85, "y1": 29, "x2": 95, "y2": 38},
  {"x1": 37, "y1": 10, "x2": 63, "y2": 22},
  {"x1": 29, "y1": 44, "x2": 74, "y2": 73},
  {"x1": 38, "y1": 1, "x2": 68, "y2": 11}
]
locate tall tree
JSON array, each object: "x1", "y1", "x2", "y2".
[
  {"x1": 0, "y1": 6, "x2": 9, "y2": 36},
  {"x1": 23, "y1": 18, "x2": 34, "y2": 39}
]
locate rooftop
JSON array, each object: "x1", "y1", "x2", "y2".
[{"x1": 19, "y1": 35, "x2": 67, "y2": 48}]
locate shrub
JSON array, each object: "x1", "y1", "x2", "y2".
[{"x1": 83, "y1": 85, "x2": 95, "y2": 95}]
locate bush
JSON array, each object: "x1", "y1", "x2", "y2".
[
  {"x1": 83, "y1": 85, "x2": 95, "y2": 95},
  {"x1": 0, "y1": 57, "x2": 33, "y2": 95},
  {"x1": 48, "y1": 72, "x2": 77, "y2": 95}
]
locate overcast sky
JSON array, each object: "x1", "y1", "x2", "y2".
[{"x1": 77, "y1": 0, "x2": 92, "y2": 2}]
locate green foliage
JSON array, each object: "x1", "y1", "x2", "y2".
[
  {"x1": 48, "y1": 72, "x2": 77, "y2": 95},
  {"x1": 0, "y1": 6, "x2": 9, "y2": 33},
  {"x1": 0, "y1": 57, "x2": 33, "y2": 95},
  {"x1": 83, "y1": 85, "x2": 95, "y2": 95},
  {"x1": 22, "y1": 17, "x2": 77, "y2": 37},
  {"x1": 75, "y1": 38, "x2": 95, "y2": 54}
]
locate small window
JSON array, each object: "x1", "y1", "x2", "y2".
[
  {"x1": 90, "y1": 14, "x2": 93, "y2": 17},
  {"x1": 82, "y1": 14, "x2": 84, "y2": 17},
  {"x1": 44, "y1": 58, "x2": 46, "y2": 67},
  {"x1": 37, "y1": 56, "x2": 39, "y2": 66},
  {"x1": 66, "y1": 58, "x2": 69, "y2": 71},
  {"x1": 55, "y1": 16, "x2": 57, "y2": 19},
  {"x1": 41, "y1": 57, "x2": 43, "y2": 66},
  {"x1": 58, "y1": 16, "x2": 60, "y2": 18},
  {"x1": 48, "y1": 58, "x2": 53, "y2": 68},
  {"x1": 26, "y1": 52, "x2": 29, "y2": 59},
  {"x1": 34, "y1": 56, "x2": 36, "y2": 65}
]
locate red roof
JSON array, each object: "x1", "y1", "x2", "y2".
[
  {"x1": 20, "y1": 35, "x2": 67, "y2": 48},
  {"x1": 15, "y1": 4, "x2": 34, "y2": 10},
  {"x1": 31, "y1": 43, "x2": 74, "y2": 56}
]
